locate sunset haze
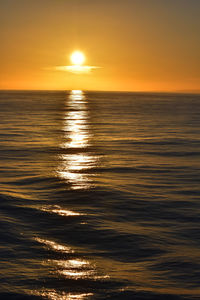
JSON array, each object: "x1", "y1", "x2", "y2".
[{"x1": 1, "y1": 0, "x2": 200, "y2": 92}]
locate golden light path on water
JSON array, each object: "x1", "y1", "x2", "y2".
[
  {"x1": 41, "y1": 205, "x2": 83, "y2": 217},
  {"x1": 57, "y1": 90, "x2": 97, "y2": 189},
  {"x1": 33, "y1": 92, "x2": 106, "y2": 299},
  {"x1": 35, "y1": 290, "x2": 93, "y2": 300},
  {"x1": 38, "y1": 291, "x2": 93, "y2": 300},
  {"x1": 34, "y1": 237, "x2": 108, "y2": 300}
]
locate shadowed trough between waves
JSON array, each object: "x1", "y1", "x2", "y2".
[{"x1": 0, "y1": 90, "x2": 200, "y2": 300}]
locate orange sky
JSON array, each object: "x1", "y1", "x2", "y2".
[{"x1": 1, "y1": 0, "x2": 200, "y2": 92}]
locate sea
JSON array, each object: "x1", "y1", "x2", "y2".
[{"x1": 0, "y1": 90, "x2": 200, "y2": 300}]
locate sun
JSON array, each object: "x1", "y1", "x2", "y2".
[{"x1": 70, "y1": 51, "x2": 85, "y2": 66}]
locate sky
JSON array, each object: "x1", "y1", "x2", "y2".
[{"x1": 1, "y1": 0, "x2": 200, "y2": 92}]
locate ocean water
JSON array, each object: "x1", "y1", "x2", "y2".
[{"x1": 0, "y1": 90, "x2": 200, "y2": 300}]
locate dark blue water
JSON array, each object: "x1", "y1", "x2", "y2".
[{"x1": 0, "y1": 90, "x2": 200, "y2": 300}]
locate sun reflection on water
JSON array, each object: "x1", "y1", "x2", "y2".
[
  {"x1": 35, "y1": 91, "x2": 109, "y2": 298},
  {"x1": 48, "y1": 258, "x2": 94, "y2": 279},
  {"x1": 41, "y1": 205, "x2": 83, "y2": 217},
  {"x1": 55, "y1": 259, "x2": 89, "y2": 268},
  {"x1": 69, "y1": 89, "x2": 85, "y2": 101},
  {"x1": 47, "y1": 257, "x2": 109, "y2": 281},
  {"x1": 35, "y1": 290, "x2": 93, "y2": 300},
  {"x1": 34, "y1": 237, "x2": 108, "y2": 299},
  {"x1": 57, "y1": 90, "x2": 97, "y2": 189},
  {"x1": 35, "y1": 237, "x2": 74, "y2": 253}
]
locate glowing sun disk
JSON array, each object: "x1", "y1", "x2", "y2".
[{"x1": 71, "y1": 51, "x2": 85, "y2": 66}]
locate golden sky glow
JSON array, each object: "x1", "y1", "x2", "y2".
[{"x1": 0, "y1": 0, "x2": 200, "y2": 92}]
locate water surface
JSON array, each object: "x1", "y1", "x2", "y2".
[{"x1": 0, "y1": 90, "x2": 200, "y2": 299}]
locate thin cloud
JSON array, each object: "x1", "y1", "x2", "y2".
[{"x1": 54, "y1": 65, "x2": 100, "y2": 74}]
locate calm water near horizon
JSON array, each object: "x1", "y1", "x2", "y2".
[{"x1": 0, "y1": 90, "x2": 200, "y2": 299}]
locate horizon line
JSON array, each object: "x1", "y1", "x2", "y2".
[{"x1": 0, "y1": 89, "x2": 200, "y2": 95}]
